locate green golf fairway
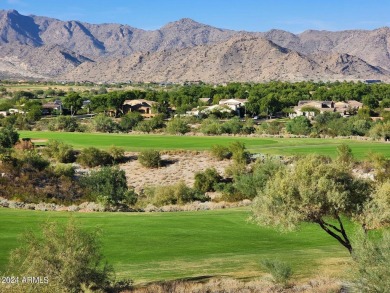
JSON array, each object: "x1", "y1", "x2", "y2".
[
  {"x1": 0, "y1": 208, "x2": 352, "y2": 283},
  {"x1": 19, "y1": 130, "x2": 390, "y2": 159}
]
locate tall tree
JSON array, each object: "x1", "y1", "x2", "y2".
[{"x1": 251, "y1": 154, "x2": 371, "y2": 253}]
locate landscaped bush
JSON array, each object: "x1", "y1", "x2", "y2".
[
  {"x1": 93, "y1": 114, "x2": 118, "y2": 133},
  {"x1": 199, "y1": 117, "x2": 223, "y2": 135},
  {"x1": 77, "y1": 147, "x2": 113, "y2": 167},
  {"x1": 48, "y1": 116, "x2": 80, "y2": 132},
  {"x1": 286, "y1": 116, "x2": 312, "y2": 135},
  {"x1": 144, "y1": 181, "x2": 209, "y2": 206},
  {"x1": 135, "y1": 115, "x2": 165, "y2": 133},
  {"x1": 120, "y1": 112, "x2": 143, "y2": 131},
  {"x1": 210, "y1": 144, "x2": 232, "y2": 160},
  {"x1": 166, "y1": 118, "x2": 190, "y2": 134},
  {"x1": 194, "y1": 168, "x2": 222, "y2": 193},
  {"x1": 257, "y1": 121, "x2": 283, "y2": 135},
  {"x1": 221, "y1": 117, "x2": 242, "y2": 134},
  {"x1": 138, "y1": 149, "x2": 161, "y2": 168}
]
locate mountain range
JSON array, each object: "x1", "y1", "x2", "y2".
[{"x1": 1, "y1": 9, "x2": 390, "y2": 83}]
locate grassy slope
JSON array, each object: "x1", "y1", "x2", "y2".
[
  {"x1": 20, "y1": 130, "x2": 390, "y2": 159},
  {"x1": 0, "y1": 208, "x2": 351, "y2": 283}
]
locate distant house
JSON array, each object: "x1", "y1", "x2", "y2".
[
  {"x1": 218, "y1": 99, "x2": 247, "y2": 116},
  {"x1": 199, "y1": 98, "x2": 212, "y2": 105},
  {"x1": 123, "y1": 99, "x2": 157, "y2": 117},
  {"x1": 42, "y1": 100, "x2": 62, "y2": 115},
  {"x1": 290, "y1": 100, "x2": 363, "y2": 118}
]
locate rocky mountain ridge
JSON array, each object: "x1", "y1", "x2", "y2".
[{"x1": 1, "y1": 9, "x2": 390, "y2": 82}]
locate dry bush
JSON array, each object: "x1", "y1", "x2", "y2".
[{"x1": 128, "y1": 277, "x2": 343, "y2": 293}]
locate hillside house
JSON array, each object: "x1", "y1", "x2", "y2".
[{"x1": 123, "y1": 99, "x2": 157, "y2": 118}]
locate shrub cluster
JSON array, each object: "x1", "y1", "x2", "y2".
[
  {"x1": 138, "y1": 149, "x2": 161, "y2": 168},
  {"x1": 144, "y1": 181, "x2": 209, "y2": 206}
]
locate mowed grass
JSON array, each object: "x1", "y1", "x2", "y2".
[
  {"x1": 0, "y1": 208, "x2": 352, "y2": 283},
  {"x1": 19, "y1": 130, "x2": 390, "y2": 159}
]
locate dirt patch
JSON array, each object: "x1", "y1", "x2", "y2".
[{"x1": 120, "y1": 151, "x2": 230, "y2": 192}]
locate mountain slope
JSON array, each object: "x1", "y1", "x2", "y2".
[
  {"x1": 61, "y1": 36, "x2": 390, "y2": 83},
  {"x1": 1, "y1": 9, "x2": 390, "y2": 82}
]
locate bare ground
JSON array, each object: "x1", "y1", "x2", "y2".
[{"x1": 120, "y1": 151, "x2": 231, "y2": 192}]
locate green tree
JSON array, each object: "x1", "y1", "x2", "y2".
[
  {"x1": 64, "y1": 92, "x2": 84, "y2": 116},
  {"x1": 286, "y1": 116, "x2": 312, "y2": 135},
  {"x1": 0, "y1": 125, "x2": 19, "y2": 148},
  {"x1": 82, "y1": 166, "x2": 137, "y2": 206},
  {"x1": 5, "y1": 220, "x2": 113, "y2": 293},
  {"x1": 251, "y1": 155, "x2": 370, "y2": 253}
]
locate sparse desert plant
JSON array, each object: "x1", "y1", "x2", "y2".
[
  {"x1": 260, "y1": 258, "x2": 293, "y2": 286},
  {"x1": 5, "y1": 219, "x2": 113, "y2": 293},
  {"x1": 352, "y1": 230, "x2": 390, "y2": 292},
  {"x1": 138, "y1": 149, "x2": 161, "y2": 168}
]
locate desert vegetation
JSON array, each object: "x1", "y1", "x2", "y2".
[{"x1": 0, "y1": 81, "x2": 390, "y2": 292}]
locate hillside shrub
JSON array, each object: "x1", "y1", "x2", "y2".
[
  {"x1": 108, "y1": 145, "x2": 126, "y2": 164},
  {"x1": 210, "y1": 144, "x2": 232, "y2": 160},
  {"x1": 145, "y1": 181, "x2": 208, "y2": 206},
  {"x1": 43, "y1": 140, "x2": 76, "y2": 163},
  {"x1": 52, "y1": 163, "x2": 75, "y2": 178},
  {"x1": 81, "y1": 166, "x2": 137, "y2": 206},
  {"x1": 77, "y1": 147, "x2": 113, "y2": 167},
  {"x1": 0, "y1": 125, "x2": 19, "y2": 148},
  {"x1": 138, "y1": 149, "x2": 161, "y2": 168},
  {"x1": 229, "y1": 141, "x2": 250, "y2": 165},
  {"x1": 194, "y1": 168, "x2": 222, "y2": 193}
]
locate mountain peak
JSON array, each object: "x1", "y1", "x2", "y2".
[{"x1": 161, "y1": 18, "x2": 206, "y2": 30}]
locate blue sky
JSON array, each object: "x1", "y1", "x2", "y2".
[{"x1": 2, "y1": 0, "x2": 390, "y2": 33}]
